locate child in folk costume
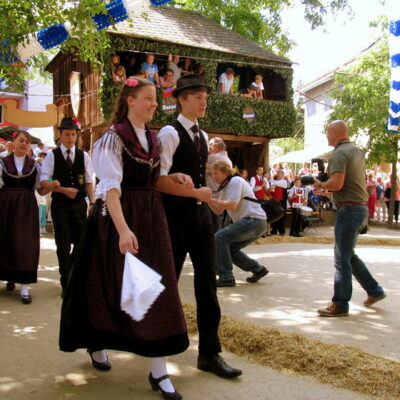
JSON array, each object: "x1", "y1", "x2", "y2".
[
  {"x1": 59, "y1": 78, "x2": 189, "y2": 400},
  {"x1": 250, "y1": 166, "x2": 268, "y2": 200},
  {"x1": 156, "y1": 74, "x2": 242, "y2": 379},
  {"x1": 40, "y1": 117, "x2": 95, "y2": 297},
  {"x1": 288, "y1": 177, "x2": 307, "y2": 237},
  {"x1": 0, "y1": 131, "x2": 57, "y2": 303},
  {"x1": 270, "y1": 169, "x2": 288, "y2": 235}
]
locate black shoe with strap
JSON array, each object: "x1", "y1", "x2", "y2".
[
  {"x1": 197, "y1": 354, "x2": 242, "y2": 379},
  {"x1": 6, "y1": 282, "x2": 15, "y2": 291},
  {"x1": 148, "y1": 373, "x2": 183, "y2": 400},
  {"x1": 21, "y1": 294, "x2": 32, "y2": 304},
  {"x1": 87, "y1": 349, "x2": 112, "y2": 371}
]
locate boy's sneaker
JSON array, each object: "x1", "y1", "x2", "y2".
[
  {"x1": 216, "y1": 277, "x2": 236, "y2": 287},
  {"x1": 247, "y1": 266, "x2": 269, "y2": 283}
]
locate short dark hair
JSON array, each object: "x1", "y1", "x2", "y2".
[
  {"x1": 176, "y1": 87, "x2": 208, "y2": 112},
  {"x1": 226, "y1": 68, "x2": 235, "y2": 75}
]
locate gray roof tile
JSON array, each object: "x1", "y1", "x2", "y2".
[{"x1": 108, "y1": 5, "x2": 291, "y2": 65}]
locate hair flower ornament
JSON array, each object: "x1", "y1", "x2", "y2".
[
  {"x1": 125, "y1": 78, "x2": 139, "y2": 87},
  {"x1": 72, "y1": 117, "x2": 81, "y2": 129}
]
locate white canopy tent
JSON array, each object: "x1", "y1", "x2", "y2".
[{"x1": 270, "y1": 144, "x2": 333, "y2": 165}]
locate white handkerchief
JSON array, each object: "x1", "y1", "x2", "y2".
[{"x1": 120, "y1": 252, "x2": 165, "y2": 321}]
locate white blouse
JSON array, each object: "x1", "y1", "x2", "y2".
[
  {"x1": 92, "y1": 126, "x2": 150, "y2": 202},
  {"x1": 0, "y1": 155, "x2": 41, "y2": 190},
  {"x1": 92, "y1": 131, "x2": 124, "y2": 201}
]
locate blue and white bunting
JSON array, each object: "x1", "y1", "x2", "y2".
[
  {"x1": 387, "y1": 1, "x2": 400, "y2": 132},
  {"x1": 1, "y1": 0, "x2": 172, "y2": 65}
]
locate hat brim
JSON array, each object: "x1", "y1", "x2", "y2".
[
  {"x1": 57, "y1": 125, "x2": 80, "y2": 130},
  {"x1": 172, "y1": 83, "x2": 212, "y2": 98}
]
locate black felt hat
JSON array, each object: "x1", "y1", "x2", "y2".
[
  {"x1": 172, "y1": 74, "x2": 212, "y2": 98},
  {"x1": 58, "y1": 117, "x2": 80, "y2": 131}
]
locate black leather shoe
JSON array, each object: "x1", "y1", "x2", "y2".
[
  {"x1": 6, "y1": 282, "x2": 15, "y2": 291},
  {"x1": 21, "y1": 295, "x2": 32, "y2": 304},
  {"x1": 246, "y1": 266, "x2": 269, "y2": 283},
  {"x1": 148, "y1": 373, "x2": 182, "y2": 400},
  {"x1": 216, "y1": 277, "x2": 236, "y2": 287},
  {"x1": 197, "y1": 354, "x2": 242, "y2": 379},
  {"x1": 87, "y1": 349, "x2": 112, "y2": 371}
]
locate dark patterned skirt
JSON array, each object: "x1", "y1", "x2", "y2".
[
  {"x1": 0, "y1": 188, "x2": 39, "y2": 284},
  {"x1": 60, "y1": 188, "x2": 189, "y2": 357}
]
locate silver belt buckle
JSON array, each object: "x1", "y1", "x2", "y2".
[{"x1": 196, "y1": 200, "x2": 202, "y2": 205}]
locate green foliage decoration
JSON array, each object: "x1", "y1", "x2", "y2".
[
  {"x1": 100, "y1": 34, "x2": 296, "y2": 137},
  {"x1": 329, "y1": 37, "x2": 398, "y2": 165}
]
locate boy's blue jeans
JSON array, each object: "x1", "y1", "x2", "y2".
[
  {"x1": 216, "y1": 217, "x2": 267, "y2": 280},
  {"x1": 332, "y1": 205, "x2": 384, "y2": 311}
]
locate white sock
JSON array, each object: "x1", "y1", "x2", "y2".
[
  {"x1": 151, "y1": 357, "x2": 175, "y2": 393},
  {"x1": 91, "y1": 350, "x2": 108, "y2": 363},
  {"x1": 20, "y1": 285, "x2": 29, "y2": 296}
]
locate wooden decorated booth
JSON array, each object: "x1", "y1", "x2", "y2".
[{"x1": 45, "y1": 5, "x2": 296, "y2": 172}]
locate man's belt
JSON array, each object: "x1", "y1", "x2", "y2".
[{"x1": 336, "y1": 201, "x2": 368, "y2": 208}]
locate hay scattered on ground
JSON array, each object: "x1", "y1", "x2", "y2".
[
  {"x1": 183, "y1": 303, "x2": 400, "y2": 400},
  {"x1": 255, "y1": 235, "x2": 400, "y2": 247}
]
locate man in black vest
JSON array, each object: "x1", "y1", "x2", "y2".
[
  {"x1": 40, "y1": 118, "x2": 95, "y2": 295},
  {"x1": 156, "y1": 74, "x2": 242, "y2": 379}
]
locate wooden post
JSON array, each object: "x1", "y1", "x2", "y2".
[{"x1": 262, "y1": 138, "x2": 270, "y2": 171}]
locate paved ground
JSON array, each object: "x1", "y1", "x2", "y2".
[
  {"x1": 179, "y1": 242, "x2": 400, "y2": 361},
  {"x1": 1, "y1": 227, "x2": 398, "y2": 399}
]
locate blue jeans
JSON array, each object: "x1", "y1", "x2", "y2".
[
  {"x1": 216, "y1": 217, "x2": 267, "y2": 280},
  {"x1": 333, "y1": 205, "x2": 384, "y2": 311}
]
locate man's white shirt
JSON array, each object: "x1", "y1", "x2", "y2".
[
  {"x1": 158, "y1": 114, "x2": 209, "y2": 177},
  {"x1": 40, "y1": 144, "x2": 93, "y2": 183}
]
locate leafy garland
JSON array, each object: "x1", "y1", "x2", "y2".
[{"x1": 100, "y1": 34, "x2": 296, "y2": 137}]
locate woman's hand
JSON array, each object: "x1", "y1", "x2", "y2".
[
  {"x1": 169, "y1": 173, "x2": 194, "y2": 189},
  {"x1": 119, "y1": 228, "x2": 139, "y2": 255},
  {"x1": 195, "y1": 186, "x2": 212, "y2": 203}
]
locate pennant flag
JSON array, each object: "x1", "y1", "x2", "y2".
[
  {"x1": 1, "y1": 0, "x2": 172, "y2": 64},
  {"x1": 387, "y1": 1, "x2": 400, "y2": 132}
]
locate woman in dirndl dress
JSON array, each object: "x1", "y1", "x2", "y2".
[
  {"x1": 60, "y1": 78, "x2": 190, "y2": 400},
  {"x1": 0, "y1": 131, "x2": 56, "y2": 303}
]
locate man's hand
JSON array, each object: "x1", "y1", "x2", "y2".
[
  {"x1": 51, "y1": 180, "x2": 61, "y2": 190},
  {"x1": 313, "y1": 177, "x2": 321, "y2": 189},
  {"x1": 195, "y1": 187, "x2": 212, "y2": 203},
  {"x1": 64, "y1": 187, "x2": 79, "y2": 199}
]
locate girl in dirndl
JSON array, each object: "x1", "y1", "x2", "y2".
[
  {"x1": 0, "y1": 131, "x2": 56, "y2": 303},
  {"x1": 60, "y1": 78, "x2": 190, "y2": 400}
]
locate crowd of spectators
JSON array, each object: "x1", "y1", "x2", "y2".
[{"x1": 110, "y1": 53, "x2": 271, "y2": 100}]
